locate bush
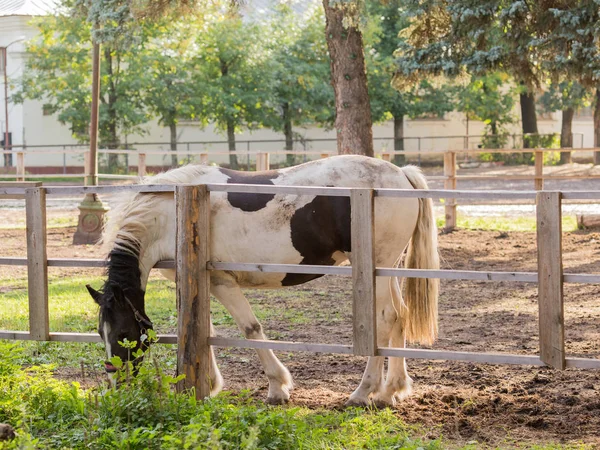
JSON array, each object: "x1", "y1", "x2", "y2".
[{"x1": 0, "y1": 340, "x2": 440, "y2": 449}]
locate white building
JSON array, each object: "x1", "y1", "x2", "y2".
[{"x1": 0, "y1": 0, "x2": 595, "y2": 172}]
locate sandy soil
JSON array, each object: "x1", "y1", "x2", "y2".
[{"x1": 2, "y1": 222, "x2": 600, "y2": 448}]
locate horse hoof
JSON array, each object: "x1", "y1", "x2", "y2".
[
  {"x1": 266, "y1": 396, "x2": 289, "y2": 406},
  {"x1": 345, "y1": 398, "x2": 369, "y2": 408},
  {"x1": 372, "y1": 399, "x2": 394, "y2": 410}
]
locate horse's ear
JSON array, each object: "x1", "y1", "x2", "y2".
[{"x1": 86, "y1": 284, "x2": 103, "y2": 305}]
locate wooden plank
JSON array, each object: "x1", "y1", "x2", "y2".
[
  {"x1": 44, "y1": 185, "x2": 176, "y2": 195},
  {"x1": 38, "y1": 183, "x2": 542, "y2": 201},
  {"x1": 535, "y1": 150, "x2": 544, "y2": 190},
  {"x1": 208, "y1": 261, "x2": 351, "y2": 276},
  {"x1": 444, "y1": 151, "x2": 457, "y2": 230},
  {"x1": 0, "y1": 257, "x2": 176, "y2": 269},
  {"x1": 208, "y1": 337, "x2": 542, "y2": 366},
  {"x1": 350, "y1": 189, "x2": 377, "y2": 356},
  {"x1": 576, "y1": 214, "x2": 600, "y2": 229},
  {"x1": 563, "y1": 274, "x2": 600, "y2": 283},
  {"x1": 209, "y1": 337, "x2": 355, "y2": 354},
  {"x1": 376, "y1": 268, "x2": 537, "y2": 282},
  {"x1": 0, "y1": 182, "x2": 41, "y2": 199},
  {"x1": 26, "y1": 187, "x2": 49, "y2": 341},
  {"x1": 562, "y1": 191, "x2": 600, "y2": 200},
  {"x1": 208, "y1": 184, "x2": 352, "y2": 197},
  {"x1": 256, "y1": 152, "x2": 269, "y2": 171},
  {"x1": 536, "y1": 192, "x2": 565, "y2": 369},
  {"x1": 16, "y1": 152, "x2": 25, "y2": 182},
  {"x1": 0, "y1": 182, "x2": 41, "y2": 188},
  {"x1": 176, "y1": 185, "x2": 212, "y2": 399},
  {"x1": 375, "y1": 188, "x2": 537, "y2": 200},
  {"x1": 138, "y1": 153, "x2": 147, "y2": 177},
  {"x1": 208, "y1": 261, "x2": 538, "y2": 283}
]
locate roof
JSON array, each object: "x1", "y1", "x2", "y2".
[{"x1": 0, "y1": 0, "x2": 58, "y2": 17}]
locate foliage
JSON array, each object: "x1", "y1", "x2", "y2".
[
  {"x1": 260, "y1": 3, "x2": 334, "y2": 161},
  {"x1": 366, "y1": 1, "x2": 454, "y2": 123},
  {"x1": 539, "y1": 81, "x2": 590, "y2": 116},
  {"x1": 0, "y1": 340, "x2": 442, "y2": 449},
  {"x1": 13, "y1": 6, "x2": 150, "y2": 148},
  {"x1": 456, "y1": 72, "x2": 516, "y2": 153}
]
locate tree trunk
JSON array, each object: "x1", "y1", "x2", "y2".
[
  {"x1": 169, "y1": 121, "x2": 178, "y2": 167},
  {"x1": 227, "y1": 119, "x2": 238, "y2": 169},
  {"x1": 283, "y1": 102, "x2": 295, "y2": 166},
  {"x1": 519, "y1": 91, "x2": 538, "y2": 149},
  {"x1": 323, "y1": 0, "x2": 374, "y2": 157},
  {"x1": 560, "y1": 108, "x2": 573, "y2": 165},
  {"x1": 104, "y1": 48, "x2": 119, "y2": 172},
  {"x1": 594, "y1": 88, "x2": 600, "y2": 165},
  {"x1": 393, "y1": 114, "x2": 405, "y2": 165}
]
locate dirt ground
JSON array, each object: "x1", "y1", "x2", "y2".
[{"x1": 1, "y1": 221, "x2": 600, "y2": 448}]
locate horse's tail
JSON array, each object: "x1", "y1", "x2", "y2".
[{"x1": 398, "y1": 165, "x2": 440, "y2": 346}]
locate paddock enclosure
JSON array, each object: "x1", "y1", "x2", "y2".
[{"x1": 2, "y1": 177, "x2": 600, "y2": 444}]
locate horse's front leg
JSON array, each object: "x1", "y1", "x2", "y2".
[
  {"x1": 160, "y1": 268, "x2": 223, "y2": 396},
  {"x1": 211, "y1": 280, "x2": 293, "y2": 404}
]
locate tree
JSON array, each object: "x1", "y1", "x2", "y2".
[
  {"x1": 366, "y1": 0, "x2": 454, "y2": 164},
  {"x1": 395, "y1": 0, "x2": 548, "y2": 148},
  {"x1": 192, "y1": 12, "x2": 272, "y2": 169},
  {"x1": 456, "y1": 73, "x2": 516, "y2": 149},
  {"x1": 262, "y1": 4, "x2": 334, "y2": 165},
  {"x1": 322, "y1": 0, "x2": 374, "y2": 156},
  {"x1": 535, "y1": 2, "x2": 600, "y2": 163},
  {"x1": 136, "y1": 21, "x2": 206, "y2": 166},
  {"x1": 15, "y1": 7, "x2": 151, "y2": 170},
  {"x1": 539, "y1": 81, "x2": 589, "y2": 164}
]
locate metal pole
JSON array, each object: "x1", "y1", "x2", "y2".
[
  {"x1": 87, "y1": 41, "x2": 100, "y2": 186},
  {"x1": 3, "y1": 47, "x2": 10, "y2": 168},
  {"x1": 73, "y1": 37, "x2": 108, "y2": 245}
]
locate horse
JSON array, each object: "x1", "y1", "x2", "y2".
[{"x1": 86, "y1": 154, "x2": 439, "y2": 407}]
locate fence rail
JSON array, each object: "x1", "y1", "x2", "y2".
[
  {"x1": 3, "y1": 146, "x2": 600, "y2": 230},
  {"x1": 1, "y1": 183, "x2": 600, "y2": 398}
]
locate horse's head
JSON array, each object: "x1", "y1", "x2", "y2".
[{"x1": 86, "y1": 283, "x2": 153, "y2": 378}]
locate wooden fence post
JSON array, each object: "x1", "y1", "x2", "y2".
[
  {"x1": 381, "y1": 152, "x2": 391, "y2": 162},
  {"x1": 199, "y1": 153, "x2": 209, "y2": 165},
  {"x1": 320, "y1": 153, "x2": 329, "y2": 159},
  {"x1": 83, "y1": 152, "x2": 90, "y2": 186},
  {"x1": 138, "y1": 153, "x2": 147, "y2": 177},
  {"x1": 176, "y1": 184, "x2": 212, "y2": 399},
  {"x1": 26, "y1": 187, "x2": 49, "y2": 340},
  {"x1": 257, "y1": 152, "x2": 270, "y2": 171},
  {"x1": 535, "y1": 150, "x2": 544, "y2": 191},
  {"x1": 536, "y1": 191, "x2": 565, "y2": 369},
  {"x1": 444, "y1": 151, "x2": 457, "y2": 231},
  {"x1": 350, "y1": 188, "x2": 377, "y2": 356},
  {"x1": 16, "y1": 152, "x2": 25, "y2": 181}
]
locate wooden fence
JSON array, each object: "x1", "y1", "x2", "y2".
[
  {"x1": 1, "y1": 183, "x2": 600, "y2": 398},
  {"x1": 3, "y1": 146, "x2": 599, "y2": 231}
]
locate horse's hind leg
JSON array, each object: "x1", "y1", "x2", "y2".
[
  {"x1": 346, "y1": 278, "x2": 397, "y2": 406},
  {"x1": 211, "y1": 281, "x2": 293, "y2": 404},
  {"x1": 371, "y1": 287, "x2": 412, "y2": 407}
]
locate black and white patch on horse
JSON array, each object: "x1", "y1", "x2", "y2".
[{"x1": 88, "y1": 155, "x2": 440, "y2": 406}]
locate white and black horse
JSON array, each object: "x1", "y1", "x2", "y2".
[{"x1": 86, "y1": 155, "x2": 439, "y2": 407}]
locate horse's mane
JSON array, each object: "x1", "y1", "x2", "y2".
[{"x1": 102, "y1": 164, "x2": 211, "y2": 256}]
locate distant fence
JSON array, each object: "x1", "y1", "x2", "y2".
[
  {"x1": 1, "y1": 182, "x2": 599, "y2": 398},
  {"x1": 2, "y1": 146, "x2": 599, "y2": 230}
]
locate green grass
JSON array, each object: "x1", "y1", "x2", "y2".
[
  {"x1": 0, "y1": 341, "x2": 442, "y2": 450},
  {"x1": 436, "y1": 214, "x2": 578, "y2": 232}
]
